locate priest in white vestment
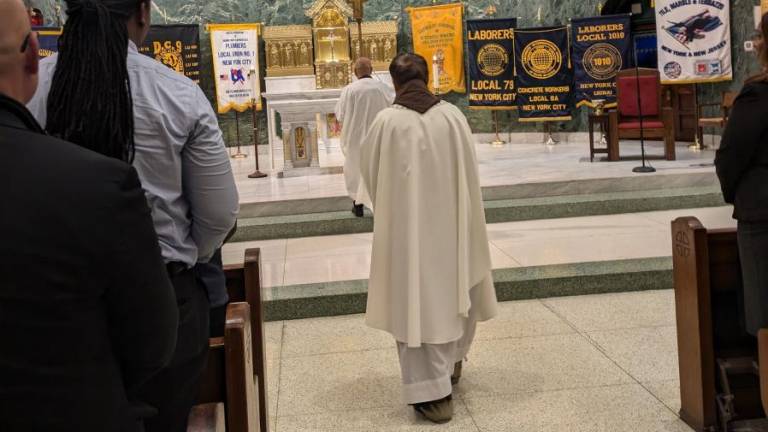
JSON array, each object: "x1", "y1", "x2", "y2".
[
  {"x1": 334, "y1": 57, "x2": 394, "y2": 217},
  {"x1": 360, "y1": 53, "x2": 498, "y2": 424}
]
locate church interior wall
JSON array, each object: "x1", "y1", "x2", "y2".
[{"x1": 28, "y1": 0, "x2": 761, "y2": 145}]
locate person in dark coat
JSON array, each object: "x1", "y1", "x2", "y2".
[
  {"x1": 0, "y1": 0, "x2": 178, "y2": 430},
  {"x1": 715, "y1": 12, "x2": 768, "y2": 336}
]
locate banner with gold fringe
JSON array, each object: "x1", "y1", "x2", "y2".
[
  {"x1": 139, "y1": 25, "x2": 201, "y2": 85},
  {"x1": 571, "y1": 14, "x2": 631, "y2": 109},
  {"x1": 466, "y1": 17, "x2": 517, "y2": 110},
  {"x1": 407, "y1": 3, "x2": 465, "y2": 94},
  {"x1": 207, "y1": 23, "x2": 263, "y2": 113},
  {"x1": 33, "y1": 27, "x2": 61, "y2": 59},
  {"x1": 513, "y1": 26, "x2": 573, "y2": 122}
]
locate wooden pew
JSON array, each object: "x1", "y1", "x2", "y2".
[
  {"x1": 223, "y1": 248, "x2": 270, "y2": 432},
  {"x1": 196, "y1": 302, "x2": 261, "y2": 432},
  {"x1": 672, "y1": 217, "x2": 763, "y2": 431}
]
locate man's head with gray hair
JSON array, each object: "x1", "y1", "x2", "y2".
[
  {"x1": 0, "y1": 0, "x2": 39, "y2": 104},
  {"x1": 354, "y1": 57, "x2": 373, "y2": 79}
]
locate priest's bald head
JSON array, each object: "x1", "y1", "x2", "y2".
[
  {"x1": 0, "y1": 0, "x2": 39, "y2": 104},
  {"x1": 389, "y1": 53, "x2": 428, "y2": 91},
  {"x1": 354, "y1": 57, "x2": 373, "y2": 79}
]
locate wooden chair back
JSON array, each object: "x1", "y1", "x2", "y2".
[
  {"x1": 672, "y1": 217, "x2": 762, "y2": 431},
  {"x1": 223, "y1": 248, "x2": 270, "y2": 432},
  {"x1": 616, "y1": 68, "x2": 662, "y2": 119}
]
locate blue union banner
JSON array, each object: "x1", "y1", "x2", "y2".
[
  {"x1": 466, "y1": 18, "x2": 517, "y2": 110},
  {"x1": 571, "y1": 15, "x2": 631, "y2": 109},
  {"x1": 34, "y1": 27, "x2": 61, "y2": 59},
  {"x1": 513, "y1": 26, "x2": 573, "y2": 122}
]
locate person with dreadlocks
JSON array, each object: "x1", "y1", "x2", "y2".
[
  {"x1": 27, "y1": 0, "x2": 239, "y2": 430},
  {"x1": 0, "y1": 0, "x2": 178, "y2": 430}
]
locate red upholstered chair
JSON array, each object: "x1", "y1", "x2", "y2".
[{"x1": 608, "y1": 68, "x2": 676, "y2": 161}]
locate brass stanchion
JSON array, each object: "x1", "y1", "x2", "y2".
[
  {"x1": 544, "y1": 122, "x2": 559, "y2": 146},
  {"x1": 231, "y1": 110, "x2": 248, "y2": 159},
  {"x1": 248, "y1": 100, "x2": 268, "y2": 178},
  {"x1": 491, "y1": 110, "x2": 506, "y2": 147}
]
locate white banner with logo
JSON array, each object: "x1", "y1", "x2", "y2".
[
  {"x1": 655, "y1": 0, "x2": 732, "y2": 84},
  {"x1": 208, "y1": 23, "x2": 262, "y2": 113}
]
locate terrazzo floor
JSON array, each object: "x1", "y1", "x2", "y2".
[
  {"x1": 230, "y1": 139, "x2": 717, "y2": 204},
  {"x1": 222, "y1": 206, "x2": 735, "y2": 288},
  {"x1": 261, "y1": 289, "x2": 692, "y2": 431}
]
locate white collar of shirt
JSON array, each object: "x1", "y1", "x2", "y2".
[{"x1": 128, "y1": 40, "x2": 138, "y2": 54}]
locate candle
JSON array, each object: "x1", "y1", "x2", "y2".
[
  {"x1": 432, "y1": 54, "x2": 440, "y2": 92},
  {"x1": 250, "y1": 67, "x2": 257, "y2": 102}
]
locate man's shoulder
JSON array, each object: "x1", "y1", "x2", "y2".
[
  {"x1": 8, "y1": 129, "x2": 132, "y2": 188},
  {"x1": 128, "y1": 51, "x2": 199, "y2": 93}
]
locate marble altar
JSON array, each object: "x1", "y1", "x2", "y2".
[{"x1": 262, "y1": 72, "x2": 394, "y2": 175}]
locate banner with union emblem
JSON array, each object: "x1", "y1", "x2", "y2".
[
  {"x1": 33, "y1": 27, "x2": 61, "y2": 59},
  {"x1": 139, "y1": 25, "x2": 201, "y2": 85},
  {"x1": 571, "y1": 15, "x2": 631, "y2": 109},
  {"x1": 466, "y1": 18, "x2": 517, "y2": 110},
  {"x1": 513, "y1": 26, "x2": 573, "y2": 122},
  {"x1": 407, "y1": 3, "x2": 465, "y2": 94},
  {"x1": 207, "y1": 23, "x2": 263, "y2": 113},
  {"x1": 655, "y1": 0, "x2": 732, "y2": 84}
]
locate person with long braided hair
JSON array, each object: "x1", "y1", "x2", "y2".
[{"x1": 28, "y1": 0, "x2": 240, "y2": 431}]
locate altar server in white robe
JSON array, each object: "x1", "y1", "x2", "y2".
[
  {"x1": 360, "y1": 53, "x2": 498, "y2": 424},
  {"x1": 335, "y1": 57, "x2": 394, "y2": 217}
]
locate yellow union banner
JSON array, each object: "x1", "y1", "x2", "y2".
[
  {"x1": 207, "y1": 23, "x2": 263, "y2": 113},
  {"x1": 407, "y1": 3, "x2": 465, "y2": 94}
]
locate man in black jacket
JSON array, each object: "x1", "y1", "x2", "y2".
[{"x1": 0, "y1": 1, "x2": 179, "y2": 430}]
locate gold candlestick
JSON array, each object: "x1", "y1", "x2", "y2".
[{"x1": 348, "y1": 0, "x2": 366, "y2": 51}]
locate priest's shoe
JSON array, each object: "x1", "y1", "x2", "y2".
[
  {"x1": 451, "y1": 361, "x2": 462, "y2": 385},
  {"x1": 352, "y1": 203, "x2": 364, "y2": 218},
  {"x1": 413, "y1": 395, "x2": 453, "y2": 424}
]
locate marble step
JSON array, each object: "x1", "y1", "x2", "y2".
[
  {"x1": 230, "y1": 186, "x2": 725, "y2": 243},
  {"x1": 238, "y1": 171, "x2": 718, "y2": 218},
  {"x1": 262, "y1": 257, "x2": 672, "y2": 321}
]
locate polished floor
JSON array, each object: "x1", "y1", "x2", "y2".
[
  {"x1": 223, "y1": 206, "x2": 735, "y2": 288},
  {"x1": 231, "y1": 139, "x2": 717, "y2": 204},
  {"x1": 262, "y1": 289, "x2": 691, "y2": 431}
]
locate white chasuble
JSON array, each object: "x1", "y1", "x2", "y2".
[
  {"x1": 360, "y1": 102, "x2": 498, "y2": 348},
  {"x1": 334, "y1": 78, "x2": 394, "y2": 207}
]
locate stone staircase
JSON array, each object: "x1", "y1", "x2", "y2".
[{"x1": 227, "y1": 171, "x2": 727, "y2": 321}]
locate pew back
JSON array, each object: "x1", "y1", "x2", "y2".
[
  {"x1": 195, "y1": 303, "x2": 261, "y2": 432},
  {"x1": 223, "y1": 248, "x2": 270, "y2": 432},
  {"x1": 672, "y1": 217, "x2": 760, "y2": 431}
]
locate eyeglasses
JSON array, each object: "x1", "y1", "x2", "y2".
[{"x1": 20, "y1": 31, "x2": 35, "y2": 53}]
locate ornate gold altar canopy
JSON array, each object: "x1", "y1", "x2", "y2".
[{"x1": 263, "y1": 0, "x2": 397, "y2": 89}]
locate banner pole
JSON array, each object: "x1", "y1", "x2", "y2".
[
  {"x1": 232, "y1": 111, "x2": 247, "y2": 159},
  {"x1": 689, "y1": 83, "x2": 705, "y2": 151},
  {"x1": 491, "y1": 110, "x2": 506, "y2": 147},
  {"x1": 248, "y1": 102, "x2": 268, "y2": 178},
  {"x1": 544, "y1": 122, "x2": 559, "y2": 146}
]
